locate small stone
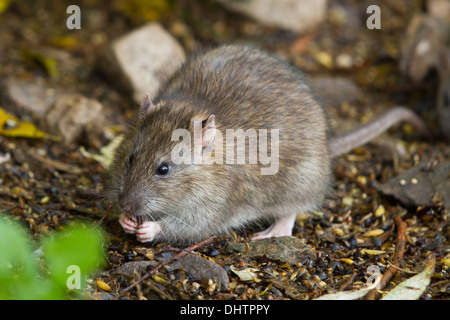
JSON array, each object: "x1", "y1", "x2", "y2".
[
  {"x1": 45, "y1": 93, "x2": 105, "y2": 144},
  {"x1": 101, "y1": 22, "x2": 186, "y2": 104},
  {"x1": 169, "y1": 254, "x2": 229, "y2": 291},
  {"x1": 378, "y1": 161, "x2": 450, "y2": 208},
  {"x1": 1, "y1": 78, "x2": 57, "y2": 122},
  {"x1": 335, "y1": 53, "x2": 353, "y2": 69},
  {"x1": 217, "y1": 0, "x2": 328, "y2": 33},
  {"x1": 226, "y1": 236, "x2": 316, "y2": 266}
]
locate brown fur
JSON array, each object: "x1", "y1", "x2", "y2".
[{"x1": 106, "y1": 44, "x2": 330, "y2": 245}]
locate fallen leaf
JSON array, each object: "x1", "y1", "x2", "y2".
[
  {"x1": 230, "y1": 265, "x2": 260, "y2": 282},
  {"x1": 315, "y1": 275, "x2": 382, "y2": 300},
  {"x1": 381, "y1": 255, "x2": 436, "y2": 300},
  {"x1": 0, "y1": 108, "x2": 56, "y2": 140},
  {"x1": 80, "y1": 134, "x2": 124, "y2": 168}
]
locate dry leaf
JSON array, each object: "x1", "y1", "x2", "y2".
[
  {"x1": 80, "y1": 134, "x2": 124, "y2": 168},
  {"x1": 230, "y1": 265, "x2": 260, "y2": 282},
  {"x1": 381, "y1": 255, "x2": 436, "y2": 300},
  {"x1": 315, "y1": 275, "x2": 381, "y2": 300},
  {"x1": 0, "y1": 108, "x2": 55, "y2": 140}
]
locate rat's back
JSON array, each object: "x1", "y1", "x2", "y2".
[{"x1": 160, "y1": 44, "x2": 332, "y2": 227}]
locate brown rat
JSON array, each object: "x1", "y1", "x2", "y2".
[{"x1": 106, "y1": 44, "x2": 428, "y2": 245}]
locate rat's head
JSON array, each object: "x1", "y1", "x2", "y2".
[{"x1": 107, "y1": 94, "x2": 229, "y2": 244}]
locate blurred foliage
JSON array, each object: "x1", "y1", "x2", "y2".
[
  {"x1": 0, "y1": 108, "x2": 53, "y2": 140},
  {"x1": 0, "y1": 0, "x2": 11, "y2": 15},
  {"x1": 0, "y1": 214, "x2": 106, "y2": 299},
  {"x1": 20, "y1": 49, "x2": 59, "y2": 79},
  {"x1": 113, "y1": 0, "x2": 172, "y2": 23}
]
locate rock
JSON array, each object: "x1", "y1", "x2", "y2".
[
  {"x1": 399, "y1": 14, "x2": 449, "y2": 83},
  {"x1": 170, "y1": 254, "x2": 229, "y2": 291},
  {"x1": 427, "y1": 0, "x2": 450, "y2": 20},
  {"x1": 1, "y1": 78, "x2": 57, "y2": 122},
  {"x1": 437, "y1": 49, "x2": 450, "y2": 141},
  {"x1": 101, "y1": 22, "x2": 186, "y2": 104},
  {"x1": 308, "y1": 76, "x2": 362, "y2": 106},
  {"x1": 114, "y1": 255, "x2": 229, "y2": 291},
  {"x1": 217, "y1": 0, "x2": 328, "y2": 33},
  {"x1": 1, "y1": 78, "x2": 106, "y2": 145},
  {"x1": 377, "y1": 161, "x2": 450, "y2": 208},
  {"x1": 45, "y1": 93, "x2": 105, "y2": 144},
  {"x1": 226, "y1": 236, "x2": 316, "y2": 266}
]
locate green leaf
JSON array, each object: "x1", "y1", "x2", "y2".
[
  {"x1": 41, "y1": 222, "x2": 106, "y2": 290},
  {"x1": 0, "y1": 214, "x2": 39, "y2": 299}
]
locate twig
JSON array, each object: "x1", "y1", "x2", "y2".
[
  {"x1": 386, "y1": 261, "x2": 418, "y2": 274},
  {"x1": 366, "y1": 215, "x2": 407, "y2": 300},
  {"x1": 376, "y1": 223, "x2": 395, "y2": 244},
  {"x1": 96, "y1": 203, "x2": 111, "y2": 228},
  {"x1": 339, "y1": 271, "x2": 357, "y2": 291},
  {"x1": 115, "y1": 235, "x2": 217, "y2": 299}
]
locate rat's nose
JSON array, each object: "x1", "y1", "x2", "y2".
[
  {"x1": 122, "y1": 203, "x2": 133, "y2": 213},
  {"x1": 118, "y1": 196, "x2": 136, "y2": 214}
]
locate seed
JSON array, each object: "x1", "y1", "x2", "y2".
[
  {"x1": 333, "y1": 228, "x2": 345, "y2": 236},
  {"x1": 441, "y1": 259, "x2": 450, "y2": 269},
  {"x1": 361, "y1": 249, "x2": 385, "y2": 256},
  {"x1": 40, "y1": 196, "x2": 50, "y2": 204},
  {"x1": 363, "y1": 229, "x2": 384, "y2": 237},
  {"x1": 357, "y1": 175, "x2": 367, "y2": 185},
  {"x1": 340, "y1": 258, "x2": 354, "y2": 265},
  {"x1": 96, "y1": 280, "x2": 111, "y2": 292},
  {"x1": 374, "y1": 205, "x2": 385, "y2": 217}
]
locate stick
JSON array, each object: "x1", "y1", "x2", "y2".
[
  {"x1": 366, "y1": 215, "x2": 407, "y2": 300},
  {"x1": 339, "y1": 271, "x2": 357, "y2": 291},
  {"x1": 115, "y1": 235, "x2": 217, "y2": 299},
  {"x1": 96, "y1": 203, "x2": 111, "y2": 228}
]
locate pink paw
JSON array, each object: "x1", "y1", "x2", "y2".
[
  {"x1": 119, "y1": 213, "x2": 137, "y2": 234},
  {"x1": 136, "y1": 221, "x2": 162, "y2": 243},
  {"x1": 250, "y1": 214, "x2": 296, "y2": 240}
]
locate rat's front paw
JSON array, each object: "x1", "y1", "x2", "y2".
[
  {"x1": 119, "y1": 213, "x2": 138, "y2": 234},
  {"x1": 136, "y1": 221, "x2": 161, "y2": 243}
]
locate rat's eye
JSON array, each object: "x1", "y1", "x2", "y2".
[
  {"x1": 156, "y1": 164, "x2": 170, "y2": 175},
  {"x1": 128, "y1": 153, "x2": 135, "y2": 167}
]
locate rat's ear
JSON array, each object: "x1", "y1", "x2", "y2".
[
  {"x1": 201, "y1": 114, "x2": 216, "y2": 147},
  {"x1": 193, "y1": 114, "x2": 217, "y2": 163},
  {"x1": 140, "y1": 92, "x2": 156, "y2": 116}
]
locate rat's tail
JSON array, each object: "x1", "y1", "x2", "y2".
[{"x1": 329, "y1": 106, "x2": 430, "y2": 158}]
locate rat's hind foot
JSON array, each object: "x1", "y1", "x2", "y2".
[
  {"x1": 250, "y1": 214, "x2": 296, "y2": 240},
  {"x1": 136, "y1": 221, "x2": 162, "y2": 243},
  {"x1": 119, "y1": 213, "x2": 138, "y2": 234}
]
